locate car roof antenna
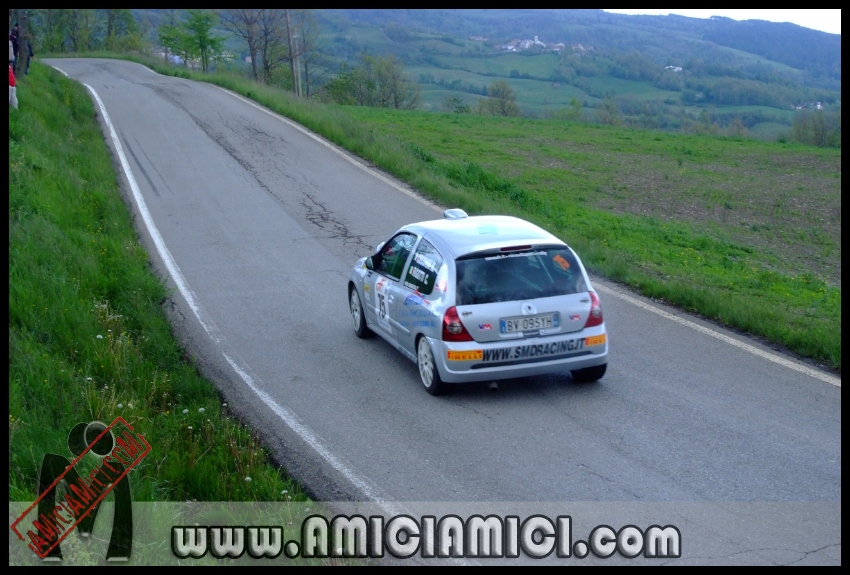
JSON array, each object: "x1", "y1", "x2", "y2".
[{"x1": 443, "y1": 209, "x2": 469, "y2": 220}]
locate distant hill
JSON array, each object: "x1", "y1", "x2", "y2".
[
  {"x1": 131, "y1": 9, "x2": 840, "y2": 139},
  {"x1": 321, "y1": 9, "x2": 840, "y2": 89}
]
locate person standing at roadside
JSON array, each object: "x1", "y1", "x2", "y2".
[
  {"x1": 24, "y1": 37, "x2": 33, "y2": 75},
  {"x1": 10, "y1": 63, "x2": 18, "y2": 109},
  {"x1": 9, "y1": 23, "x2": 19, "y2": 72}
]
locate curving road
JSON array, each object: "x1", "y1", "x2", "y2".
[{"x1": 47, "y1": 59, "x2": 840, "y2": 564}]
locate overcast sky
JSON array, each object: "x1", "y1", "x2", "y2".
[{"x1": 602, "y1": 9, "x2": 841, "y2": 35}]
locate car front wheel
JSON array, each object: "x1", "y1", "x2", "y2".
[
  {"x1": 349, "y1": 286, "x2": 373, "y2": 339},
  {"x1": 417, "y1": 337, "x2": 448, "y2": 396},
  {"x1": 571, "y1": 363, "x2": 606, "y2": 383}
]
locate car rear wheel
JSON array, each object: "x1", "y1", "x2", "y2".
[
  {"x1": 349, "y1": 286, "x2": 373, "y2": 339},
  {"x1": 417, "y1": 337, "x2": 448, "y2": 396},
  {"x1": 571, "y1": 363, "x2": 606, "y2": 383}
]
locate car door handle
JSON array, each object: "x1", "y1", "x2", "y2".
[{"x1": 388, "y1": 295, "x2": 395, "y2": 304}]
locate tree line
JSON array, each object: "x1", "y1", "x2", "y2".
[
  {"x1": 155, "y1": 9, "x2": 327, "y2": 95},
  {"x1": 24, "y1": 9, "x2": 143, "y2": 53}
]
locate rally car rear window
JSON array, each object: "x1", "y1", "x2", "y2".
[{"x1": 455, "y1": 247, "x2": 586, "y2": 305}]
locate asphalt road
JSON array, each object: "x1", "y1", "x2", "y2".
[{"x1": 46, "y1": 59, "x2": 840, "y2": 565}]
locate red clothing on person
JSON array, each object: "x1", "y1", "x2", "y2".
[{"x1": 9, "y1": 64, "x2": 15, "y2": 87}]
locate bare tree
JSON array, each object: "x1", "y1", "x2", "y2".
[
  {"x1": 256, "y1": 9, "x2": 288, "y2": 85},
  {"x1": 218, "y1": 9, "x2": 260, "y2": 81}
]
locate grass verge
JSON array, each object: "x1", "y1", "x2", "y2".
[{"x1": 9, "y1": 62, "x2": 309, "y2": 505}]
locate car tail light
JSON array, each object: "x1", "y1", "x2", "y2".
[
  {"x1": 584, "y1": 291, "x2": 604, "y2": 328},
  {"x1": 442, "y1": 306, "x2": 473, "y2": 342}
]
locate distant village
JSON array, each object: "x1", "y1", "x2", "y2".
[
  {"x1": 792, "y1": 102, "x2": 824, "y2": 110},
  {"x1": 468, "y1": 34, "x2": 593, "y2": 55}
]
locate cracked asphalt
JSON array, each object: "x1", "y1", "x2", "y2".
[{"x1": 46, "y1": 59, "x2": 841, "y2": 565}]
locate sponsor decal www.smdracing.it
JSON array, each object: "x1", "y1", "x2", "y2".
[{"x1": 449, "y1": 334, "x2": 606, "y2": 363}]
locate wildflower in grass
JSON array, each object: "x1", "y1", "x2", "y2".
[
  {"x1": 222, "y1": 402, "x2": 227, "y2": 407},
  {"x1": 245, "y1": 477, "x2": 252, "y2": 482},
  {"x1": 282, "y1": 490, "x2": 288, "y2": 495},
  {"x1": 117, "y1": 403, "x2": 123, "y2": 409},
  {"x1": 198, "y1": 407, "x2": 205, "y2": 413},
  {"x1": 188, "y1": 426, "x2": 193, "y2": 430},
  {"x1": 183, "y1": 409, "x2": 189, "y2": 415},
  {"x1": 97, "y1": 335, "x2": 103, "y2": 339},
  {"x1": 86, "y1": 377, "x2": 92, "y2": 381}
]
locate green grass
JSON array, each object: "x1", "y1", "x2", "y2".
[
  {"x1": 40, "y1": 53, "x2": 842, "y2": 375},
  {"x1": 9, "y1": 62, "x2": 311, "y2": 506},
  {"x1": 411, "y1": 65, "x2": 591, "y2": 115},
  {"x1": 435, "y1": 52, "x2": 561, "y2": 78}
]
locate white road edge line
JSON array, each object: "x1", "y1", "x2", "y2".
[
  {"x1": 81, "y1": 81, "x2": 408, "y2": 517},
  {"x1": 50, "y1": 64, "x2": 69, "y2": 77},
  {"x1": 594, "y1": 283, "x2": 840, "y2": 387}
]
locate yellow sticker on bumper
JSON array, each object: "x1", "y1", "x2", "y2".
[
  {"x1": 585, "y1": 334, "x2": 607, "y2": 346},
  {"x1": 448, "y1": 350, "x2": 483, "y2": 361}
]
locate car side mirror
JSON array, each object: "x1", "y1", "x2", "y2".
[
  {"x1": 365, "y1": 257, "x2": 374, "y2": 270},
  {"x1": 376, "y1": 241, "x2": 385, "y2": 252}
]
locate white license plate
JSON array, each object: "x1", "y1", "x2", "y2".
[{"x1": 500, "y1": 313, "x2": 560, "y2": 333}]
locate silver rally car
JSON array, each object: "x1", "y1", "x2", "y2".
[{"x1": 348, "y1": 209, "x2": 608, "y2": 395}]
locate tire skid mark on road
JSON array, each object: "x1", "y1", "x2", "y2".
[{"x1": 214, "y1": 86, "x2": 444, "y2": 215}]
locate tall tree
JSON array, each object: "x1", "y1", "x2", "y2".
[
  {"x1": 218, "y1": 9, "x2": 260, "y2": 81},
  {"x1": 158, "y1": 11, "x2": 191, "y2": 66},
  {"x1": 182, "y1": 9, "x2": 225, "y2": 72},
  {"x1": 66, "y1": 9, "x2": 96, "y2": 52},
  {"x1": 156, "y1": 9, "x2": 183, "y2": 63},
  {"x1": 256, "y1": 9, "x2": 287, "y2": 85},
  {"x1": 14, "y1": 9, "x2": 29, "y2": 72},
  {"x1": 103, "y1": 9, "x2": 140, "y2": 52}
]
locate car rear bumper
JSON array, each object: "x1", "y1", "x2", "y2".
[{"x1": 429, "y1": 325, "x2": 608, "y2": 383}]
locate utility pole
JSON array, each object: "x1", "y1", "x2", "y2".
[
  {"x1": 293, "y1": 34, "x2": 302, "y2": 97},
  {"x1": 284, "y1": 9, "x2": 299, "y2": 97}
]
